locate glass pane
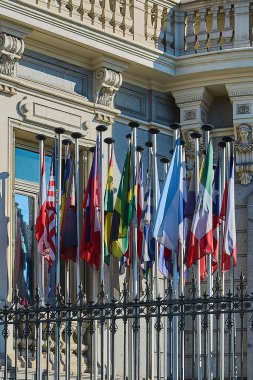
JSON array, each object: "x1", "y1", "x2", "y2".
[
  {"x1": 14, "y1": 193, "x2": 34, "y2": 303},
  {"x1": 15, "y1": 147, "x2": 51, "y2": 183}
]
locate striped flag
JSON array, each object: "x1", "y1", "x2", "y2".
[
  {"x1": 109, "y1": 143, "x2": 133, "y2": 259},
  {"x1": 186, "y1": 141, "x2": 213, "y2": 269},
  {"x1": 45, "y1": 141, "x2": 57, "y2": 265},
  {"x1": 153, "y1": 138, "x2": 184, "y2": 253},
  {"x1": 221, "y1": 154, "x2": 237, "y2": 271},
  {"x1": 137, "y1": 156, "x2": 144, "y2": 260},
  {"x1": 104, "y1": 145, "x2": 114, "y2": 265},
  {"x1": 61, "y1": 158, "x2": 77, "y2": 261},
  {"x1": 80, "y1": 139, "x2": 101, "y2": 269},
  {"x1": 212, "y1": 160, "x2": 222, "y2": 274},
  {"x1": 35, "y1": 141, "x2": 50, "y2": 261}
]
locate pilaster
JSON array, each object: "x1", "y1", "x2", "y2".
[
  {"x1": 226, "y1": 82, "x2": 253, "y2": 185},
  {"x1": 172, "y1": 87, "x2": 213, "y2": 131}
]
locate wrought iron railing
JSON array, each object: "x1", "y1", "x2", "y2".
[{"x1": 0, "y1": 274, "x2": 252, "y2": 379}]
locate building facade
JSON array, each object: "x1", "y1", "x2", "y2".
[{"x1": 0, "y1": 0, "x2": 253, "y2": 378}]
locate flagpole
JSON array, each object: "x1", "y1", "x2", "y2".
[
  {"x1": 201, "y1": 123, "x2": 214, "y2": 380},
  {"x1": 145, "y1": 139, "x2": 154, "y2": 380},
  {"x1": 54, "y1": 128, "x2": 65, "y2": 289},
  {"x1": 62, "y1": 139, "x2": 72, "y2": 303},
  {"x1": 222, "y1": 135, "x2": 236, "y2": 380},
  {"x1": 35, "y1": 133, "x2": 46, "y2": 380},
  {"x1": 218, "y1": 141, "x2": 226, "y2": 380},
  {"x1": 88, "y1": 145, "x2": 98, "y2": 380},
  {"x1": 169, "y1": 122, "x2": 182, "y2": 380},
  {"x1": 104, "y1": 136, "x2": 115, "y2": 380},
  {"x1": 190, "y1": 130, "x2": 203, "y2": 380},
  {"x1": 129, "y1": 121, "x2": 139, "y2": 300},
  {"x1": 71, "y1": 132, "x2": 83, "y2": 293},
  {"x1": 149, "y1": 128, "x2": 160, "y2": 300},
  {"x1": 160, "y1": 156, "x2": 170, "y2": 380}
]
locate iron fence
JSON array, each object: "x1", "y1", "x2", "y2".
[{"x1": 0, "y1": 275, "x2": 252, "y2": 379}]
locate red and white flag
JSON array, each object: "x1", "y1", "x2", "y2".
[
  {"x1": 45, "y1": 141, "x2": 56, "y2": 265},
  {"x1": 35, "y1": 142, "x2": 49, "y2": 258},
  {"x1": 221, "y1": 154, "x2": 237, "y2": 272}
]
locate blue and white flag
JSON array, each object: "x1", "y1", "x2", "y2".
[{"x1": 153, "y1": 138, "x2": 185, "y2": 253}]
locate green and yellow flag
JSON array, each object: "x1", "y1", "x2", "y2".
[
  {"x1": 109, "y1": 143, "x2": 133, "y2": 259},
  {"x1": 104, "y1": 146, "x2": 114, "y2": 265}
]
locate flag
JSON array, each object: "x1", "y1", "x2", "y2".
[
  {"x1": 212, "y1": 160, "x2": 222, "y2": 273},
  {"x1": 109, "y1": 143, "x2": 133, "y2": 259},
  {"x1": 104, "y1": 145, "x2": 114, "y2": 265},
  {"x1": 80, "y1": 139, "x2": 101, "y2": 269},
  {"x1": 140, "y1": 165, "x2": 155, "y2": 277},
  {"x1": 45, "y1": 141, "x2": 57, "y2": 265},
  {"x1": 186, "y1": 141, "x2": 213, "y2": 269},
  {"x1": 61, "y1": 146, "x2": 71, "y2": 228},
  {"x1": 137, "y1": 156, "x2": 144, "y2": 260},
  {"x1": 221, "y1": 154, "x2": 237, "y2": 272},
  {"x1": 35, "y1": 142, "x2": 48, "y2": 259},
  {"x1": 153, "y1": 138, "x2": 184, "y2": 253},
  {"x1": 61, "y1": 158, "x2": 77, "y2": 261}
]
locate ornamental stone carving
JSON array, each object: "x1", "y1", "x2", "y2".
[
  {"x1": 94, "y1": 67, "x2": 122, "y2": 108},
  {"x1": 0, "y1": 33, "x2": 25, "y2": 76},
  {"x1": 235, "y1": 124, "x2": 253, "y2": 185},
  {"x1": 236, "y1": 104, "x2": 250, "y2": 115}
]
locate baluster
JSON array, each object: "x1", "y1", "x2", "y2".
[
  {"x1": 145, "y1": 0, "x2": 154, "y2": 44},
  {"x1": 119, "y1": 0, "x2": 127, "y2": 36},
  {"x1": 66, "y1": 0, "x2": 74, "y2": 16},
  {"x1": 157, "y1": 4, "x2": 168, "y2": 51},
  {"x1": 220, "y1": 4, "x2": 233, "y2": 48},
  {"x1": 77, "y1": 0, "x2": 85, "y2": 21},
  {"x1": 109, "y1": 0, "x2": 117, "y2": 32},
  {"x1": 151, "y1": 2, "x2": 158, "y2": 47},
  {"x1": 196, "y1": 8, "x2": 208, "y2": 51},
  {"x1": 209, "y1": 5, "x2": 220, "y2": 50},
  {"x1": 98, "y1": 0, "x2": 106, "y2": 29},
  {"x1": 88, "y1": 0, "x2": 100, "y2": 25},
  {"x1": 185, "y1": 9, "x2": 196, "y2": 53}
]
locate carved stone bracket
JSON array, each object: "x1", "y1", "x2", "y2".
[
  {"x1": 235, "y1": 124, "x2": 253, "y2": 185},
  {"x1": 94, "y1": 67, "x2": 122, "y2": 108},
  {"x1": 0, "y1": 33, "x2": 24, "y2": 76}
]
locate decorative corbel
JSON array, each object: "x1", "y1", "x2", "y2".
[
  {"x1": 0, "y1": 33, "x2": 24, "y2": 76},
  {"x1": 234, "y1": 124, "x2": 253, "y2": 185},
  {"x1": 94, "y1": 67, "x2": 122, "y2": 108}
]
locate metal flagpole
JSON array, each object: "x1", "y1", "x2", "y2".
[
  {"x1": 129, "y1": 121, "x2": 139, "y2": 299},
  {"x1": 54, "y1": 127, "x2": 65, "y2": 288},
  {"x1": 222, "y1": 136, "x2": 237, "y2": 380},
  {"x1": 169, "y1": 122, "x2": 181, "y2": 380},
  {"x1": 88, "y1": 145, "x2": 98, "y2": 380},
  {"x1": 218, "y1": 141, "x2": 226, "y2": 380},
  {"x1": 179, "y1": 138, "x2": 186, "y2": 380},
  {"x1": 36, "y1": 133, "x2": 46, "y2": 380},
  {"x1": 62, "y1": 138, "x2": 72, "y2": 303},
  {"x1": 96, "y1": 125, "x2": 108, "y2": 380},
  {"x1": 145, "y1": 140, "x2": 154, "y2": 380},
  {"x1": 160, "y1": 157, "x2": 170, "y2": 380},
  {"x1": 129, "y1": 121, "x2": 139, "y2": 380},
  {"x1": 201, "y1": 124, "x2": 214, "y2": 380},
  {"x1": 149, "y1": 128, "x2": 160, "y2": 299},
  {"x1": 54, "y1": 127, "x2": 65, "y2": 380},
  {"x1": 190, "y1": 130, "x2": 203, "y2": 380},
  {"x1": 71, "y1": 132, "x2": 83, "y2": 380},
  {"x1": 71, "y1": 133, "x2": 83, "y2": 293},
  {"x1": 136, "y1": 144, "x2": 143, "y2": 380},
  {"x1": 104, "y1": 137, "x2": 114, "y2": 380},
  {"x1": 62, "y1": 138, "x2": 72, "y2": 380}
]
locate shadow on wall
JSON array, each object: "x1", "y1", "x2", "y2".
[{"x1": 0, "y1": 172, "x2": 10, "y2": 300}]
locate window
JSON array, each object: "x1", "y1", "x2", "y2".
[{"x1": 14, "y1": 193, "x2": 35, "y2": 303}]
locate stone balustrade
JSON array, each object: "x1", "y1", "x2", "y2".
[{"x1": 6, "y1": 0, "x2": 253, "y2": 55}]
